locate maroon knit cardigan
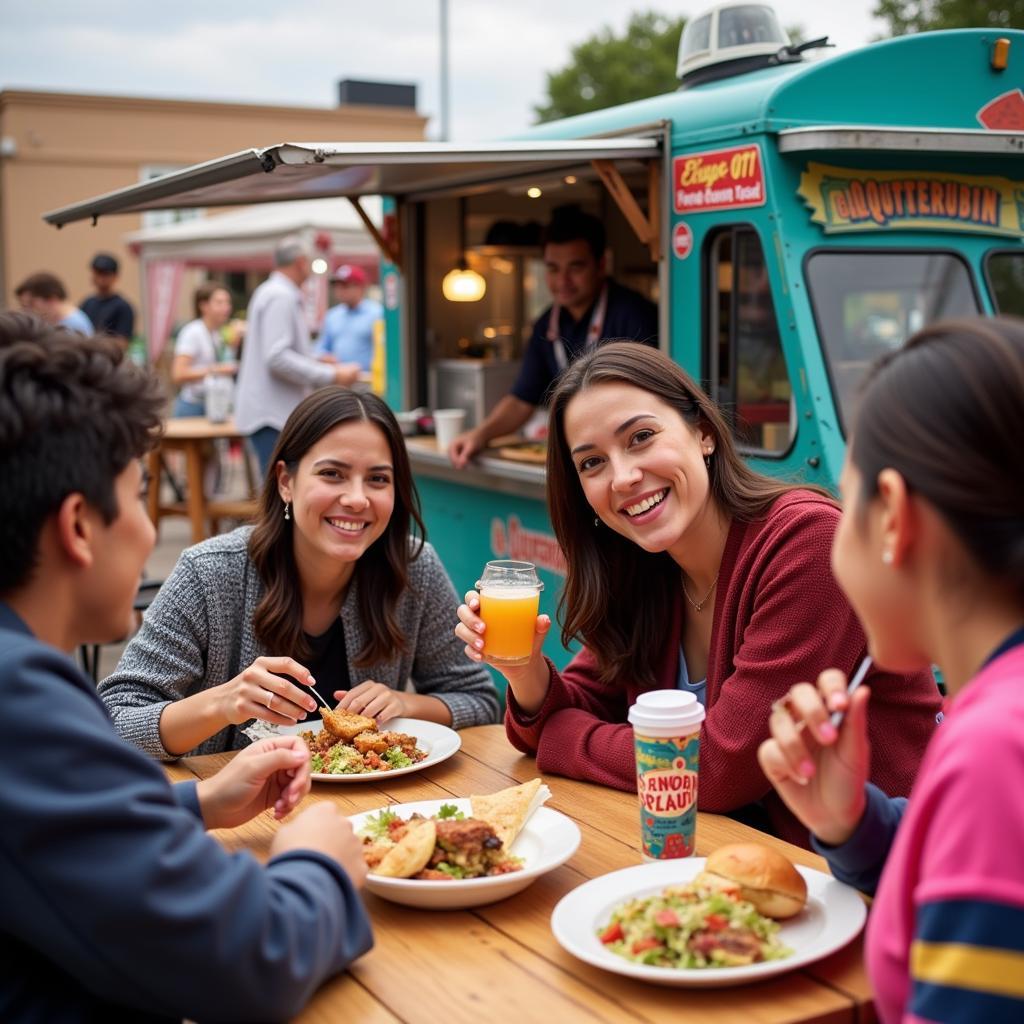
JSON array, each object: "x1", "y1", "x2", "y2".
[{"x1": 506, "y1": 492, "x2": 942, "y2": 848}]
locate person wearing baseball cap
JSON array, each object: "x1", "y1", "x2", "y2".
[
  {"x1": 235, "y1": 238, "x2": 362, "y2": 474},
  {"x1": 314, "y1": 264, "x2": 382, "y2": 372},
  {"x1": 80, "y1": 253, "x2": 135, "y2": 343}
]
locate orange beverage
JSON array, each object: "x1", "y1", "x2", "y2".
[
  {"x1": 476, "y1": 560, "x2": 544, "y2": 667},
  {"x1": 479, "y1": 588, "x2": 540, "y2": 666}
]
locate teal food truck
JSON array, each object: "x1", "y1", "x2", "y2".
[{"x1": 45, "y1": 5, "x2": 1024, "y2": 675}]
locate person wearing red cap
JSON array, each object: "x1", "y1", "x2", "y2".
[{"x1": 314, "y1": 264, "x2": 382, "y2": 372}]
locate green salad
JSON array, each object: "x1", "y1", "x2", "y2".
[
  {"x1": 598, "y1": 884, "x2": 793, "y2": 969},
  {"x1": 312, "y1": 744, "x2": 413, "y2": 774}
]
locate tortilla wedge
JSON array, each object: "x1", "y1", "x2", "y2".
[
  {"x1": 373, "y1": 818, "x2": 437, "y2": 878},
  {"x1": 470, "y1": 779, "x2": 551, "y2": 850}
]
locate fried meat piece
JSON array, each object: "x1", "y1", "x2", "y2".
[
  {"x1": 688, "y1": 928, "x2": 764, "y2": 965},
  {"x1": 301, "y1": 728, "x2": 340, "y2": 753},
  {"x1": 319, "y1": 706, "x2": 377, "y2": 742},
  {"x1": 353, "y1": 731, "x2": 390, "y2": 755},
  {"x1": 377, "y1": 730, "x2": 419, "y2": 754}
]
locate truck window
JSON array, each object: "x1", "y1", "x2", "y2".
[
  {"x1": 709, "y1": 227, "x2": 793, "y2": 454},
  {"x1": 986, "y1": 252, "x2": 1024, "y2": 317},
  {"x1": 805, "y1": 251, "x2": 979, "y2": 435}
]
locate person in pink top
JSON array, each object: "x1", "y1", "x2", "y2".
[
  {"x1": 759, "y1": 317, "x2": 1024, "y2": 1023},
  {"x1": 455, "y1": 342, "x2": 942, "y2": 848}
]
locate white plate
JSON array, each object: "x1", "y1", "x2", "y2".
[
  {"x1": 551, "y1": 857, "x2": 866, "y2": 987},
  {"x1": 279, "y1": 717, "x2": 461, "y2": 783},
  {"x1": 349, "y1": 797, "x2": 581, "y2": 909}
]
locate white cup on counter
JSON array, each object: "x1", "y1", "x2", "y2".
[{"x1": 432, "y1": 408, "x2": 466, "y2": 452}]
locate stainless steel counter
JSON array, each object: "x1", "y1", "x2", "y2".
[{"x1": 405, "y1": 436, "x2": 546, "y2": 501}]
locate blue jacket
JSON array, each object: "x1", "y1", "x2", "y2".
[{"x1": 0, "y1": 603, "x2": 372, "y2": 1023}]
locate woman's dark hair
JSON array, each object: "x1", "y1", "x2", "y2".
[
  {"x1": 249, "y1": 387, "x2": 426, "y2": 666},
  {"x1": 851, "y1": 316, "x2": 1024, "y2": 598},
  {"x1": 547, "y1": 341, "x2": 830, "y2": 687},
  {"x1": 193, "y1": 283, "x2": 229, "y2": 319},
  {"x1": 0, "y1": 312, "x2": 163, "y2": 593}
]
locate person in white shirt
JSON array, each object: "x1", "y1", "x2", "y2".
[
  {"x1": 171, "y1": 283, "x2": 239, "y2": 417},
  {"x1": 314, "y1": 264, "x2": 382, "y2": 372},
  {"x1": 234, "y1": 237, "x2": 361, "y2": 473}
]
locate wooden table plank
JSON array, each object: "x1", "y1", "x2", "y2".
[
  {"x1": 456, "y1": 728, "x2": 874, "y2": 1017},
  {"x1": 168, "y1": 726, "x2": 869, "y2": 1024}
]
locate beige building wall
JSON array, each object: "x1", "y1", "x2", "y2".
[{"x1": 0, "y1": 89, "x2": 427, "y2": 315}]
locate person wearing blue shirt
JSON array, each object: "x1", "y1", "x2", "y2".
[
  {"x1": 0, "y1": 313, "x2": 372, "y2": 1024},
  {"x1": 315, "y1": 263, "x2": 382, "y2": 371},
  {"x1": 14, "y1": 271, "x2": 94, "y2": 335},
  {"x1": 448, "y1": 207, "x2": 658, "y2": 468}
]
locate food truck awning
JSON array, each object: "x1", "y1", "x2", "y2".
[
  {"x1": 778, "y1": 125, "x2": 1024, "y2": 156},
  {"x1": 43, "y1": 139, "x2": 662, "y2": 227}
]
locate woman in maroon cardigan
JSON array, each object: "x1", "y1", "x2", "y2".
[{"x1": 455, "y1": 342, "x2": 942, "y2": 847}]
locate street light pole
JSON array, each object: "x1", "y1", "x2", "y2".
[{"x1": 439, "y1": 0, "x2": 450, "y2": 141}]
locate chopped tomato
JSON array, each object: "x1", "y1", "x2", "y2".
[
  {"x1": 631, "y1": 937, "x2": 664, "y2": 954},
  {"x1": 705, "y1": 913, "x2": 728, "y2": 931},
  {"x1": 599, "y1": 922, "x2": 624, "y2": 944},
  {"x1": 654, "y1": 909, "x2": 680, "y2": 928}
]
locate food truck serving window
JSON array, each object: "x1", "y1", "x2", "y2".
[
  {"x1": 805, "y1": 251, "x2": 980, "y2": 435},
  {"x1": 986, "y1": 251, "x2": 1024, "y2": 317},
  {"x1": 709, "y1": 227, "x2": 793, "y2": 456}
]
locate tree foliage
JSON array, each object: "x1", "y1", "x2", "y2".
[
  {"x1": 873, "y1": 0, "x2": 1024, "y2": 34},
  {"x1": 533, "y1": 11, "x2": 686, "y2": 123}
]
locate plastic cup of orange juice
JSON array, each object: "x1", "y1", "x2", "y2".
[{"x1": 475, "y1": 560, "x2": 544, "y2": 667}]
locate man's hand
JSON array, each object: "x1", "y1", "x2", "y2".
[
  {"x1": 270, "y1": 803, "x2": 369, "y2": 889},
  {"x1": 333, "y1": 362, "x2": 362, "y2": 386},
  {"x1": 449, "y1": 428, "x2": 482, "y2": 468},
  {"x1": 196, "y1": 735, "x2": 311, "y2": 829}
]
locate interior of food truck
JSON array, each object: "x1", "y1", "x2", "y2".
[{"x1": 405, "y1": 163, "x2": 663, "y2": 436}]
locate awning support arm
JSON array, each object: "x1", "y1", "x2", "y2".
[
  {"x1": 348, "y1": 197, "x2": 402, "y2": 270},
  {"x1": 591, "y1": 159, "x2": 661, "y2": 260}
]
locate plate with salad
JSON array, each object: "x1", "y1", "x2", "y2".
[
  {"x1": 280, "y1": 713, "x2": 460, "y2": 782},
  {"x1": 551, "y1": 851, "x2": 866, "y2": 987},
  {"x1": 351, "y1": 782, "x2": 580, "y2": 908}
]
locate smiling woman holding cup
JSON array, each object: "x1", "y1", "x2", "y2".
[
  {"x1": 456, "y1": 342, "x2": 943, "y2": 849},
  {"x1": 101, "y1": 387, "x2": 499, "y2": 760}
]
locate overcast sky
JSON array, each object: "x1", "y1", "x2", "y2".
[{"x1": 1, "y1": 1, "x2": 885, "y2": 140}]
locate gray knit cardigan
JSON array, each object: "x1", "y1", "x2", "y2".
[{"x1": 98, "y1": 526, "x2": 499, "y2": 759}]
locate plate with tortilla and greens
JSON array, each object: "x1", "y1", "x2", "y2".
[{"x1": 351, "y1": 779, "x2": 581, "y2": 908}]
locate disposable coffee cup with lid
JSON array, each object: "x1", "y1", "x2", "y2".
[{"x1": 629, "y1": 690, "x2": 705, "y2": 860}]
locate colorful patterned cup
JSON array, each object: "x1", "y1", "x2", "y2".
[{"x1": 628, "y1": 690, "x2": 706, "y2": 860}]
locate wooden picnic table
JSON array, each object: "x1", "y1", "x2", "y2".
[
  {"x1": 146, "y1": 416, "x2": 257, "y2": 543},
  {"x1": 166, "y1": 724, "x2": 875, "y2": 1024}
]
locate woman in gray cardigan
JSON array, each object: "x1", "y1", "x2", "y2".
[{"x1": 100, "y1": 387, "x2": 499, "y2": 760}]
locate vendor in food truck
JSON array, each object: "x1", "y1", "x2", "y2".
[{"x1": 448, "y1": 206, "x2": 658, "y2": 467}]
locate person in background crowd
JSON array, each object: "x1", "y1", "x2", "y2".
[
  {"x1": 15, "y1": 272, "x2": 93, "y2": 334},
  {"x1": 448, "y1": 206, "x2": 659, "y2": 468},
  {"x1": 235, "y1": 237, "x2": 363, "y2": 474},
  {"x1": 100, "y1": 386, "x2": 499, "y2": 761},
  {"x1": 171, "y1": 283, "x2": 239, "y2": 417},
  {"x1": 456, "y1": 342, "x2": 942, "y2": 849},
  {"x1": 80, "y1": 252, "x2": 135, "y2": 343},
  {"x1": 0, "y1": 313, "x2": 371, "y2": 1023},
  {"x1": 759, "y1": 318, "x2": 1024, "y2": 1023},
  {"x1": 315, "y1": 264, "x2": 382, "y2": 372}
]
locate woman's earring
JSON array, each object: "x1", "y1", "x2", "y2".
[
  {"x1": 594, "y1": 517, "x2": 601, "y2": 527},
  {"x1": 704, "y1": 450, "x2": 712, "y2": 472},
  {"x1": 283, "y1": 500, "x2": 291, "y2": 521},
  {"x1": 882, "y1": 550, "x2": 893, "y2": 565}
]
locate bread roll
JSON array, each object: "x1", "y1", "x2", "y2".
[{"x1": 695, "y1": 843, "x2": 808, "y2": 919}]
